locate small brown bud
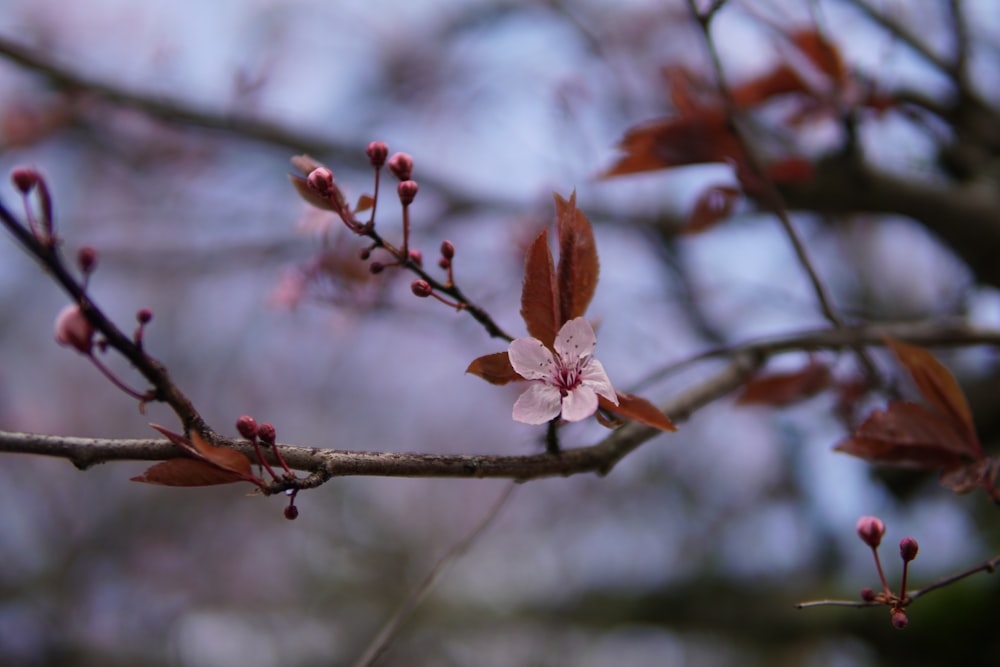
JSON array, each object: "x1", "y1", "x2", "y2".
[
  {"x1": 11, "y1": 168, "x2": 40, "y2": 194},
  {"x1": 54, "y1": 304, "x2": 95, "y2": 354},
  {"x1": 236, "y1": 415, "x2": 258, "y2": 440},
  {"x1": 359, "y1": 247, "x2": 371, "y2": 261},
  {"x1": 257, "y1": 422, "x2": 277, "y2": 445},
  {"x1": 366, "y1": 141, "x2": 389, "y2": 168},
  {"x1": 370, "y1": 261, "x2": 385, "y2": 274},
  {"x1": 411, "y1": 279, "x2": 432, "y2": 297},
  {"x1": 388, "y1": 152, "x2": 413, "y2": 181},
  {"x1": 856, "y1": 516, "x2": 886, "y2": 549},
  {"x1": 440, "y1": 240, "x2": 455, "y2": 259},
  {"x1": 77, "y1": 246, "x2": 98, "y2": 274},
  {"x1": 860, "y1": 587, "x2": 876, "y2": 602},
  {"x1": 899, "y1": 537, "x2": 919, "y2": 562},
  {"x1": 397, "y1": 180, "x2": 419, "y2": 205}
]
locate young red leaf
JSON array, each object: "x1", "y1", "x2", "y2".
[
  {"x1": 834, "y1": 401, "x2": 973, "y2": 470},
  {"x1": 736, "y1": 359, "x2": 833, "y2": 407},
  {"x1": 764, "y1": 158, "x2": 814, "y2": 185},
  {"x1": 686, "y1": 185, "x2": 742, "y2": 234},
  {"x1": 939, "y1": 458, "x2": 995, "y2": 495},
  {"x1": 466, "y1": 351, "x2": 522, "y2": 385},
  {"x1": 131, "y1": 458, "x2": 252, "y2": 487},
  {"x1": 147, "y1": 424, "x2": 257, "y2": 483},
  {"x1": 885, "y1": 338, "x2": 981, "y2": 456},
  {"x1": 730, "y1": 65, "x2": 806, "y2": 108},
  {"x1": 599, "y1": 392, "x2": 677, "y2": 432},
  {"x1": 355, "y1": 193, "x2": 375, "y2": 213},
  {"x1": 554, "y1": 192, "x2": 600, "y2": 323},
  {"x1": 791, "y1": 30, "x2": 846, "y2": 84},
  {"x1": 520, "y1": 229, "x2": 560, "y2": 348}
]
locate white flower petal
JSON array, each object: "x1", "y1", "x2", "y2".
[
  {"x1": 508, "y1": 337, "x2": 556, "y2": 381},
  {"x1": 554, "y1": 317, "x2": 596, "y2": 366},
  {"x1": 560, "y1": 385, "x2": 599, "y2": 422},
  {"x1": 580, "y1": 358, "x2": 618, "y2": 404},
  {"x1": 512, "y1": 383, "x2": 563, "y2": 424}
]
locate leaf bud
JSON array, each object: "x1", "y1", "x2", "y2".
[
  {"x1": 54, "y1": 304, "x2": 95, "y2": 354},
  {"x1": 891, "y1": 608, "x2": 908, "y2": 629},
  {"x1": 366, "y1": 141, "x2": 389, "y2": 168},
  {"x1": 388, "y1": 152, "x2": 413, "y2": 181},
  {"x1": 899, "y1": 537, "x2": 919, "y2": 563},
  {"x1": 306, "y1": 167, "x2": 335, "y2": 195},
  {"x1": 397, "y1": 180, "x2": 419, "y2": 205},
  {"x1": 236, "y1": 415, "x2": 258, "y2": 440},
  {"x1": 856, "y1": 515, "x2": 886, "y2": 549},
  {"x1": 440, "y1": 240, "x2": 455, "y2": 259},
  {"x1": 411, "y1": 279, "x2": 433, "y2": 298}
]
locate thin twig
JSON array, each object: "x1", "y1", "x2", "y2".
[{"x1": 351, "y1": 482, "x2": 517, "y2": 667}]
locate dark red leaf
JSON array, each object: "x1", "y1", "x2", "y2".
[
  {"x1": 736, "y1": 360, "x2": 832, "y2": 407},
  {"x1": 791, "y1": 30, "x2": 846, "y2": 84},
  {"x1": 466, "y1": 351, "x2": 522, "y2": 385},
  {"x1": 731, "y1": 65, "x2": 807, "y2": 108},
  {"x1": 554, "y1": 191, "x2": 600, "y2": 323},
  {"x1": 885, "y1": 338, "x2": 980, "y2": 456},
  {"x1": 834, "y1": 401, "x2": 973, "y2": 470},
  {"x1": 599, "y1": 392, "x2": 677, "y2": 432},
  {"x1": 764, "y1": 158, "x2": 814, "y2": 185},
  {"x1": 131, "y1": 458, "x2": 252, "y2": 487},
  {"x1": 519, "y1": 229, "x2": 560, "y2": 348},
  {"x1": 146, "y1": 424, "x2": 257, "y2": 483},
  {"x1": 686, "y1": 185, "x2": 742, "y2": 234},
  {"x1": 939, "y1": 458, "x2": 995, "y2": 494}
]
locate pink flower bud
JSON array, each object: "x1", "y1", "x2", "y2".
[
  {"x1": 370, "y1": 261, "x2": 385, "y2": 274},
  {"x1": 77, "y1": 246, "x2": 98, "y2": 274},
  {"x1": 236, "y1": 415, "x2": 258, "y2": 440},
  {"x1": 388, "y1": 152, "x2": 413, "y2": 181},
  {"x1": 856, "y1": 516, "x2": 886, "y2": 548},
  {"x1": 891, "y1": 608, "x2": 908, "y2": 629},
  {"x1": 438, "y1": 257, "x2": 451, "y2": 270},
  {"x1": 11, "y1": 168, "x2": 40, "y2": 193},
  {"x1": 136, "y1": 308, "x2": 153, "y2": 325},
  {"x1": 440, "y1": 240, "x2": 455, "y2": 259},
  {"x1": 860, "y1": 587, "x2": 876, "y2": 602},
  {"x1": 899, "y1": 537, "x2": 919, "y2": 562},
  {"x1": 366, "y1": 141, "x2": 389, "y2": 168},
  {"x1": 397, "y1": 180, "x2": 419, "y2": 205},
  {"x1": 359, "y1": 247, "x2": 371, "y2": 261},
  {"x1": 411, "y1": 279, "x2": 432, "y2": 297},
  {"x1": 284, "y1": 504, "x2": 299, "y2": 520},
  {"x1": 408, "y1": 249, "x2": 423, "y2": 267},
  {"x1": 306, "y1": 167, "x2": 335, "y2": 195},
  {"x1": 257, "y1": 422, "x2": 277, "y2": 446},
  {"x1": 54, "y1": 304, "x2": 95, "y2": 354}
]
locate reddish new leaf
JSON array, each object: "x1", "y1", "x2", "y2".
[
  {"x1": 834, "y1": 401, "x2": 973, "y2": 470},
  {"x1": 736, "y1": 360, "x2": 832, "y2": 407},
  {"x1": 600, "y1": 109, "x2": 745, "y2": 178},
  {"x1": 764, "y1": 158, "x2": 814, "y2": 185},
  {"x1": 686, "y1": 185, "x2": 742, "y2": 234},
  {"x1": 885, "y1": 338, "x2": 980, "y2": 456},
  {"x1": 791, "y1": 30, "x2": 846, "y2": 84},
  {"x1": 599, "y1": 392, "x2": 677, "y2": 432},
  {"x1": 137, "y1": 424, "x2": 258, "y2": 487},
  {"x1": 520, "y1": 229, "x2": 560, "y2": 348},
  {"x1": 355, "y1": 193, "x2": 375, "y2": 213},
  {"x1": 939, "y1": 458, "x2": 995, "y2": 495},
  {"x1": 466, "y1": 351, "x2": 522, "y2": 385},
  {"x1": 554, "y1": 192, "x2": 600, "y2": 323},
  {"x1": 731, "y1": 65, "x2": 807, "y2": 108},
  {"x1": 131, "y1": 458, "x2": 252, "y2": 487}
]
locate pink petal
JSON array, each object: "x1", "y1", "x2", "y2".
[
  {"x1": 560, "y1": 385, "x2": 599, "y2": 422},
  {"x1": 580, "y1": 359, "x2": 618, "y2": 404},
  {"x1": 508, "y1": 337, "x2": 556, "y2": 381},
  {"x1": 512, "y1": 384, "x2": 563, "y2": 424},
  {"x1": 554, "y1": 317, "x2": 596, "y2": 366}
]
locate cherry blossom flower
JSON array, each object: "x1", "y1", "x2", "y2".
[{"x1": 507, "y1": 317, "x2": 618, "y2": 424}]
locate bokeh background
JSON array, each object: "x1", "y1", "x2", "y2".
[{"x1": 1, "y1": 0, "x2": 999, "y2": 665}]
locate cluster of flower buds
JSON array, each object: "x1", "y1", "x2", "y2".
[
  {"x1": 855, "y1": 515, "x2": 920, "y2": 629},
  {"x1": 236, "y1": 415, "x2": 298, "y2": 519}
]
